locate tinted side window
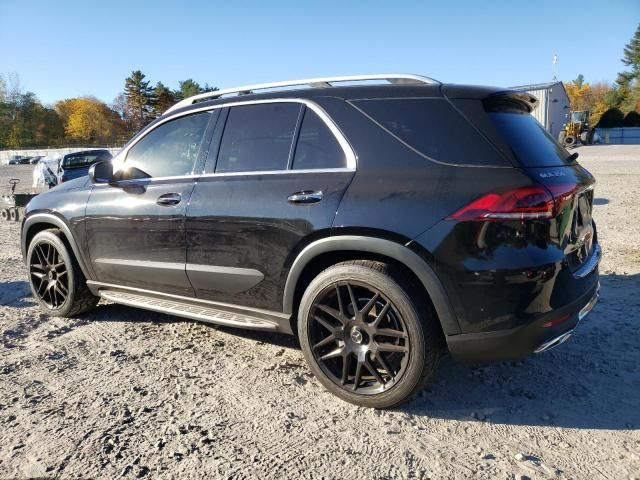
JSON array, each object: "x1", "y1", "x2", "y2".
[
  {"x1": 488, "y1": 112, "x2": 572, "y2": 167},
  {"x1": 216, "y1": 103, "x2": 300, "y2": 173},
  {"x1": 352, "y1": 98, "x2": 504, "y2": 166},
  {"x1": 126, "y1": 112, "x2": 210, "y2": 177},
  {"x1": 292, "y1": 109, "x2": 346, "y2": 170}
]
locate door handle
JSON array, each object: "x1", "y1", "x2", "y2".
[
  {"x1": 156, "y1": 193, "x2": 182, "y2": 206},
  {"x1": 288, "y1": 191, "x2": 323, "y2": 205}
]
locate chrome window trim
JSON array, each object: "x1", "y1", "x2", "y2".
[
  {"x1": 92, "y1": 167, "x2": 356, "y2": 188},
  {"x1": 198, "y1": 167, "x2": 354, "y2": 178},
  {"x1": 110, "y1": 98, "x2": 356, "y2": 183}
]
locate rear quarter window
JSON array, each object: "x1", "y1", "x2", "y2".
[{"x1": 350, "y1": 98, "x2": 509, "y2": 167}]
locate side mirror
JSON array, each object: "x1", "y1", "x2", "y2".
[{"x1": 89, "y1": 161, "x2": 114, "y2": 184}]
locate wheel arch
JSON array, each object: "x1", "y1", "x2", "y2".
[
  {"x1": 283, "y1": 235, "x2": 461, "y2": 336},
  {"x1": 22, "y1": 213, "x2": 93, "y2": 280}
]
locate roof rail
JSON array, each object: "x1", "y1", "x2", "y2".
[{"x1": 164, "y1": 73, "x2": 440, "y2": 114}]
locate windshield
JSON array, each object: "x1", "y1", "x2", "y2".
[
  {"x1": 488, "y1": 112, "x2": 574, "y2": 168},
  {"x1": 570, "y1": 111, "x2": 587, "y2": 123},
  {"x1": 62, "y1": 151, "x2": 111, "y2": 168}
]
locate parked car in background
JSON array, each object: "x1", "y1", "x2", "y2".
[
  {"x1": 59, "y1": 150, "x2": 113, "y2": 183},
  {"x1": 29, "y1": 155, "x2": 44, "y2": 164},
  {"x1": 20, "y1": 74, "x2": 600, "y2": 408},
  {"x1": 8, "y1": 156, "x2": 30, "y2": 165}
]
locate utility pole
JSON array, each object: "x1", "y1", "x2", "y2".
[{"x1": 552, "y1": 54, "x2": 558, "y2": 81}]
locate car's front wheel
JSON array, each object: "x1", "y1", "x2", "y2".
[
  {"x1": 27, "y1": 229, "x2": 99, "y2": 317},
  {"x1": 298, "y1": 260, "x2": 441, "y2": 408}
]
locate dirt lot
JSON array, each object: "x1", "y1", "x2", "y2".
[{"x1": 1, "y1": 146, "x2": 638, "y2": 479}]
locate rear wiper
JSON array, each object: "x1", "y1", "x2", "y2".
[{"x1": 567, "y1": 152, "x2": 579, "y2": 162}]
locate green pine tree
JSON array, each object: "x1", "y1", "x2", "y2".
[
  {"x1": 151, "y1": 82, "x2": 176, "y2": 118},
  {"x1": 176, "y1": 79, "x2": 202, "y2": 100},
  {"x1": 622, "y1": 24, "x2": 640, "y2": 77},
  {"x1": 124, "y1": 70, "x2": 153, "y2": 133},
  {"x1": 175, "y1": 79, "x2": 218, "y2": 101},
  {"x1": 617, "y1": 24, "x2": 640, "y2": 112}
]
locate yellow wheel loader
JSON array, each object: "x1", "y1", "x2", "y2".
[{"x1": 558, "y1": 111, "x2": 594, "y2": 146}]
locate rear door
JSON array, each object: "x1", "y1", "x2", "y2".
[
  {"x1": 85, "y1": 110, "x2": 215, "y2": 296},
  {"x1": 185, "y1": 100, "x2": 355, "y2": 312}
]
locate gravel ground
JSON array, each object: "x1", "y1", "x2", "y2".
[{"x1": 0, "y1": 146, "x2": 638, "y2": 479}]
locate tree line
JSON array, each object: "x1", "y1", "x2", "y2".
[
  {"x1": 565, "y1": 23, "x2": 640, "y2": 128},
  {"x1": 0, "y1": 71, "x2": 216, "y2": 149}
]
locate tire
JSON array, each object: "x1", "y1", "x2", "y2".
[
  {"x1": 9, "y1": 208, "x2": 18, "y2": 222},
  {"x1": 0, "y1": 209, "x2": 8, "y2": 222},
  {"x1": 297, "y1": 260, "x2": 442, "y2": 408},
  {"x1": 564, "y1": 135, "x2": 576, "y2": 146},
  {"x1": 580, "y1": 131, "x2": 593, "y2": 144},
  {"x1": 558, "y1": 131, "x2": 566, "y2": 145},
  {"x1": 27, "y1": 229, "x2": 99, "y2": 317}
]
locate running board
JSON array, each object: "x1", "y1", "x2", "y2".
[{"x1": 92, "y1": 284, "x2": 291, "y2": 333}]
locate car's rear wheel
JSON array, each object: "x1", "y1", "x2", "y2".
[
  {"x1": 298, "y1": 260, "x2": 441, "y2": 408},
  {"x1": 27, "y1": 229, "x2": 99, "y2": 317}
]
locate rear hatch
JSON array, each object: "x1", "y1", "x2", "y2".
[{"x1": 483, "y1": 92, "x2": 597, "y2": 272}]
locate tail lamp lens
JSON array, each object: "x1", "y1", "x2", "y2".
[{"x1": 447, "y1": 185, "x2": 573, "y2": 221}]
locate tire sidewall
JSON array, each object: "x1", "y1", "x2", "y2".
[
  {"x1": 27, "y1": 230, "x2": 78, "y2": 317},
  {"x1": 298, "y1": 263, "x2": 428, "y2": 408}
]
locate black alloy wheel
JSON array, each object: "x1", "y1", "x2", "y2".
[
  {"x1": 298, "y1": 260, "x2": 441, "y2": 408},
  {"x1": 27, "y1": 229, "x2": 99, "y2": 317},
  {"x1": 29, "y1": 240, "x2": 69, "y2": 309},
  {"x1": 309, "y1": 281, "x2": 410, "y2": 394}
]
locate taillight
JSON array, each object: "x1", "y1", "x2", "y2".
[
  {"x1": 546, "y1": 184, "x2": 579, "y2": 213},
  {"x1": 447, "y1": 185, "x2": 575, "y2": 221}
]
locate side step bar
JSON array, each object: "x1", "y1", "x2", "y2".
[{"x1": 88, "y1": 281, "x2": 292, "y2": 334}]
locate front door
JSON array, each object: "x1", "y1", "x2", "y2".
[
  {"x1": 85, "y1": 110, "x2": 214, "y2": 296},
  {"x1": 186, "y1": 101, "x2": 355, "y2": 312}
]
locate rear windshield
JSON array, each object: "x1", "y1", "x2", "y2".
[
  {"x1": 63, "y1": 151, "x2": 111, "y2": 168},
  {"x1": 488, "y1": 112, "x2": 573, "y2": 167}
]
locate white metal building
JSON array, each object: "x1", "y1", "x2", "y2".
[{"x1": 509, "y1": 81, "x2": 570, "y2": 140}]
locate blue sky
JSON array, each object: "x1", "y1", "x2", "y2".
[{"x1": 1, "y1": 0, "x2": 638, "y2": 105}]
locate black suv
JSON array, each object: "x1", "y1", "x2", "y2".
[{"x1": 21, "y1": 74, "x2": 600, "y2": 408}]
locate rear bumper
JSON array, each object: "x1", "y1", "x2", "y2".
[{"x1": 446, "y1": 280, "x2": 599, "y2": 363}]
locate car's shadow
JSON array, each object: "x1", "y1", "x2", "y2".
[
  {"x1": 408, "y1": 272, "x2": 639, "y2": 430},
  {"x1": 75, "y1": 273, "x2": 640, "y2": 430},
  {"x1": 0, "y1": 280, "x2": 36, "y2": 308}
]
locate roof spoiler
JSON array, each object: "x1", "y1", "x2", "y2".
[{"x1": 483, "y1": 90, "x2": 538, "y2": 113}]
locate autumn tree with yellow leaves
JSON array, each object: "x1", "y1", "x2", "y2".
[
  {"x1": 564, "y1": 77, "x2": 613, "y2": 126},
  {"x1": 55, "y1": 97, "x2": 124, "y2": 144}
]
